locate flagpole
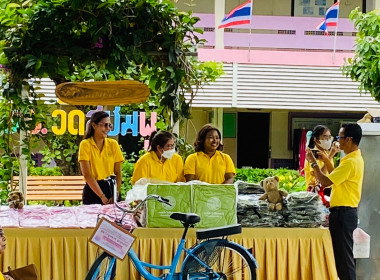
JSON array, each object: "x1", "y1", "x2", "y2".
[
  {"x1": 332, "y1": 25, "x2": 338, "y2": 64},
  {"x1": 248, "y1": 0, "x2": 253, "y2": 62},
  {"x1": 332, "y1": 2, "x2": 340, "y2": 64},
  {"x1": 248, "y1": 27, "x2": 252, "y2": 62}
]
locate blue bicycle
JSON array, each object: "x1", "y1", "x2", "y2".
[{"x1": 85, "y1": 195, "x2": 258, "y2": 280}]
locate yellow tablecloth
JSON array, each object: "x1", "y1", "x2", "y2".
[{"x1": 0, "y1": 227, "x2": 337, "y2": 280}]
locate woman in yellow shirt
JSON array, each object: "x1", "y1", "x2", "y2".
[
  {"x1": 131, "y1": 131, "x2": 184, "y2": 185},
  {"x1": 304, "y1": 125, "x2": 339, "y2": 204},
  {"x1": 79, "y1": 111, "x2": 124, "y2": 205},
  {"x1": 184, "y1": 124, "x2": 235, "y2": 184}
]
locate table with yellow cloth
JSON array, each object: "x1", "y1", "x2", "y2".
[{"x1": 0, "y1": 227, "x2": 337, "y2": 280}]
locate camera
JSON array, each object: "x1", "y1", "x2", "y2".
[{"x1": 311, "y1": 149, "x2": 319, "y2": 158}]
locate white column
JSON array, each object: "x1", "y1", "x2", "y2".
[
  {"x1": 215, "y1": 0, "x2": 226, "y2": 49},
  {"x1": 374, "y1": 0, "x2": 380, "y2": 10},
  {"x1": 19, "y1": 85, "x2": 28, "y2": 203},
  {"x1": 212, "y1": 108, "x2": 224, "y2": 138}
]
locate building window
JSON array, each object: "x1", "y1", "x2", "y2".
[
  {"x1": 292, "y1": 0, "x2": 364, "y2": 18},
  {"x1": 293, "y1": 0, "x2": 335, "y2": 17}
]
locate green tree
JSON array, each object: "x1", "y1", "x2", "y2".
[
  {"x1": 0, "y1": 0, "x2": 222, "y2": 198},
  {"x1": 342, "y1": 8, "x2": 380, "y2": 101}
]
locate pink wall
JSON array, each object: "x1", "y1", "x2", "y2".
[
  {"x1": 198, "y1": 48, "x2": 353, "y2": 67},
  {"x1": 195, "y1": 14, "x2": 356, "y2": 51}
]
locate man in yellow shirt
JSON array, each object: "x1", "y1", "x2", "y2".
[{"x1": 306, "y1": 123, "x2": 364, "y2": 280}]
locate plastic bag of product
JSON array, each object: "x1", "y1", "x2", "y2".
[{"x1": 353, "y1": 228, "x2": 370, "y2": 258}]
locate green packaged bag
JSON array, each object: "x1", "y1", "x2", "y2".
[
  {"x1": 192, "y1": 184, "x2": 237, "y2": 228},
  {"x1": 146, "y1": 184, "x2": 192, "y2": 228}
]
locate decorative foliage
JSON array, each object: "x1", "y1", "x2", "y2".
[
  {"x1": 342, "y1": 8, "x2": 380, "y2": 101},
  {"x1": 235, "y1": 168, "x2": 306, "y2": 193}
]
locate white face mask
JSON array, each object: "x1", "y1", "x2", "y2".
[
  {"x1": 162, "y1": 148, "x2": 176, "y2": 160},
  {"x1": 319, "y1": 139, "x2": 332, "y2": 150}
]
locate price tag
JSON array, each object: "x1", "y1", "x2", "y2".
[{"x1": 90, "y1": 218, "x2": 136, "y2": 260}]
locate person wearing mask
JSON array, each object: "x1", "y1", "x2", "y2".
[
  {"x1": 304, "y1": 125, "x2": 339, "y2": 205},
  {"x1": 79, "y1": 111, "x2": 124, "y2": 205},
  {"x1": 131, "y1": 131, "x2": 184, "y2": 185},
  {"x1": 306, "y1": 123, "x2": 364, "y2": 280},
  {"x1": 184, "y1": 124, "x2": 235, "y2": 184}
]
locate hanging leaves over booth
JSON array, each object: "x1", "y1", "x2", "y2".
[{"x1": 0, "y1": 0, "x2": 223, "y2": 193}]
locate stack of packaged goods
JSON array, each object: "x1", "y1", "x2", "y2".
[
  {"x1": 284, "y1": 192, "x2": 326, "y2": 228},
  {"x1": 237, "y1": 194, "x2": 283, "y2": 227}
]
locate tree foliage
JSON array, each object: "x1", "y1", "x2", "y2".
[
  {"x1": 342, "y1": 8, "x2": 380, "y2": 101},
  {"x1": 0, "y1": 0, "x2": 223, "y2": 196}
]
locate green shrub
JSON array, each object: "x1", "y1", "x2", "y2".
[
  {"x1": 29, "y1": 167, "x2": 63, "y2": 176},
  {"x1": 236, "y1": 168, "x2": 306, "y2": 193}
]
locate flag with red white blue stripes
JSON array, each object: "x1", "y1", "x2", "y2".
[
  {"x1": 218, "y1": 0, "x2": 253, "y2": 29},
  {"x1": 316, "y1": 2, "x2": 340, "y2": 34}
]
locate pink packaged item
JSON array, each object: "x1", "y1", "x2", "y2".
[
  {"x1": 49, "y1": 207, "x2": 79, "y2": 228},
  {"x1": 0, "y1": 207, "x2": 19, "y2": 227},
  {"x1": 75, "y1": 204, "x2": 102, "y2": 228},
  {"x1": 19, "y1": 206, "x2": 50, "y2": 228}
]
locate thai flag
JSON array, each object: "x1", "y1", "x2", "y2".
[
  {"x1": 218, "y1": 0, "x2": 253, "y2": 29},
  {"x1": 316, "y1": 2, "x2": 339, "y2": 34}
]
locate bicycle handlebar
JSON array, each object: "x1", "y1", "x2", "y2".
[{"x1": 114, "y1": 194, "x2": 171, "y2": 214}]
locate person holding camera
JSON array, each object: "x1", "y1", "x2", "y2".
[
  {"x1": 306, "y1": 123, "x2": 364, "y2": 280},
  {"x1": 304, "y1": 125, "x2": 340, "y2": 205}
]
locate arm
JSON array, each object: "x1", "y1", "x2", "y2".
[
  {"x1": 79, "y1": 160, "x2": 109, "y2": 204},
  {"x1": 184, "y1": 154, "x2": 196, "y2": 182},
  {"x1": 185, "y1": 174, "x2": 196, "y2": 182},
  {"x1": 305, "y1": 150, "x2": 333, "y2": 187},
  {"x1": 318, "y1": 151, "x2": 335, "y2": 173},
  {"x1": 223, "y1": 173, "x2": 235, "y2": 184}
]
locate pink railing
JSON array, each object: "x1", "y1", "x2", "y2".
[{"x1": 194, "y1": 14, "x2": 356, "y2": 51}]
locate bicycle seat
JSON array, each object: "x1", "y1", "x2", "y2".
[{"x1": 170, "y1": 213, "x2": 200, "y2": 225}]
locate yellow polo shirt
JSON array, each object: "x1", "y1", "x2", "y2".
[
  {"x1": 184, "y1": 151, "x2": 236, "y2": 184},
  {"x1": 131, "y1": 151, "x2": 184, "y2": 185},
  {"x1": 328, "y1": 149, "x2": 364, "y2": 207},
  {"x1": 0, "y1": 272, "x2": 4, "y2": 280},
  {"x1": 304, "y1": 150, "x2": 333, "y2": 187},
  {"x1": 78, "y1": 137, "x2": 124, "y2": 180}
]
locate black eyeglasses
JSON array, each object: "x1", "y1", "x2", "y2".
[{"x1": 336, "y1": 136, "x2": 351, "y2": 140}]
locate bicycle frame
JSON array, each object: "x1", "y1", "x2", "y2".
[{"x1": 127, "y1": 236, "x2": 225, "y2": 280}]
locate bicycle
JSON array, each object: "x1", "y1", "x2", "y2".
[{"x1": 86, "y1": 193, "x2": 258, "y2": 280}]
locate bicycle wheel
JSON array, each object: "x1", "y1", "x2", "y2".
[
  {"x1": 85, "y1": 252, "x2": 116, "y2": 280},
  {"x1": 182, "y1": 239, "x2": 257, "y2": 280}
]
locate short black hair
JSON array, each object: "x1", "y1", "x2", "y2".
[{"x1": 341, "y1": 123, "x2": 362, "y2": 145}]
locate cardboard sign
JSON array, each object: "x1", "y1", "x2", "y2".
[{"x1": 90, "y1": 218, "x2": 136, "y2": 260}]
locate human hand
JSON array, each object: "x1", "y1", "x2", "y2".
[
  {"x1": 100, "y1": 195, "x2": 109, "y2": 205},
  {"x1": 306, "y1": 148, "x2": 317, "y2": 163},
  {"x1": 318, "y1": 151, "x2": 329, "y2": 163},
  {"x1": 329, "y1": 141, "x2": 340, "y2": 158}
]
